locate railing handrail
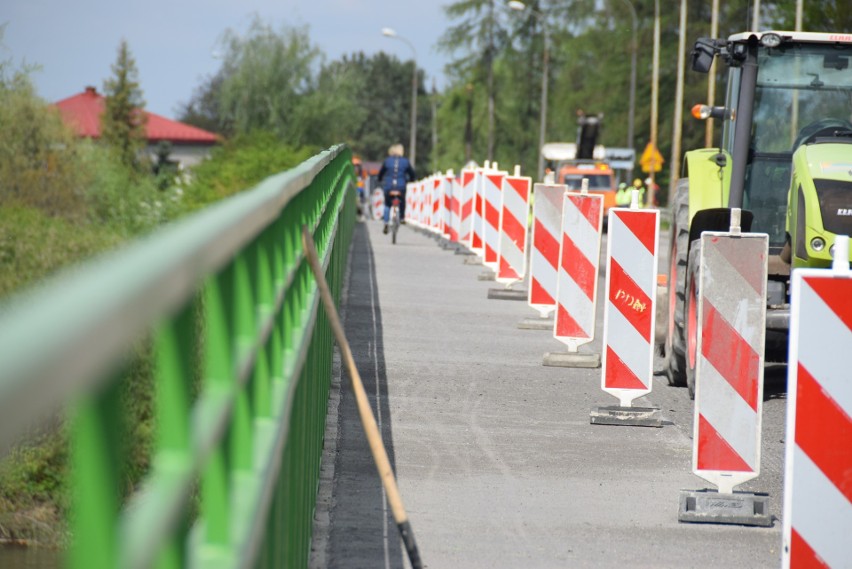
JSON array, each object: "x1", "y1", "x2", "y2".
[{"x1": 0, "y1": 145, "x2": 345, "y2": 455}]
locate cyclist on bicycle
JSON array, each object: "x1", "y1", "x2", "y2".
[{"x1": 377, "y1": 143, "x2": 416, "y2": 234}]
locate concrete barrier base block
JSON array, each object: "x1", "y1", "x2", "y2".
[
  {"x1": 589, "y1": 405, "x2": 662, "y2": 427},
  {"x1": 487, "y1": 288, "x2": 526, "y2": 301},
  {"x1": 543, "y1": 351, "x2": 601, "y2": 368},
  {"x1": 517, "y1": 317, "x2": 554, "y2": 330},
  {"x1": 463, "y1": 256, "x2": 482, "y2": 265},
  {"x1": 677, "y1": 490, "x2": 772, "y2": 527},
  {"x1": 477, "y1": 270, "x2": 496, "y2": 281}
]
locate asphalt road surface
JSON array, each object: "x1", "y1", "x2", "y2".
[{"x1": 310, "y1": 216, "x2": 787, "y2": 569}]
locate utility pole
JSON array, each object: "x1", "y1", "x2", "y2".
[
  {"x1": 752, "y1": 0, "x2": 761, "y2": 31},
  {"x1": 669, "y1": 0, "x2": 688, "y2": 200},
  {"x1": 705, "y1": 0, "x2": 719, "y2": 148},
  {"x1": 431, "y1": 78, "x2": 438, "y2": 173},
  {"x1": 650, "y1": 0, "x2": 660, "y2": 200}
]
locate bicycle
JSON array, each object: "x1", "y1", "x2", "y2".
[{"x1": 388, "y1": 190, "x2": 402, "y2": 244}]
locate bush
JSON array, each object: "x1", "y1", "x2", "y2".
[{"x1": 185, "y1": 130, "x2": 318, "y2": 208}]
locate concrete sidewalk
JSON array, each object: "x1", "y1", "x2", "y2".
[{"x1": 312, "y1": 218, "x2": 781, "y2": 568}]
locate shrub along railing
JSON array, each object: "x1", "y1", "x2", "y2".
[{"x1": 0, "y1": 145, "x2": 356, "y2": 568}]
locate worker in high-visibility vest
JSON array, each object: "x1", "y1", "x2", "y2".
[
  {"x1": 615, "y1": 182, "x2": 631, "y2": 206},
  {"x1": 630, "y1": 178, "x2": 647, "y2": 207}
]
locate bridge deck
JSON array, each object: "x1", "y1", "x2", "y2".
[{"x1": 312, "y1": 217, "x2": 782, "y2": 568}]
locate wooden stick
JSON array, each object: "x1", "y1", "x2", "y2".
[{"x1": 301, "y1": 226, "x2": 423, "y2": 569}]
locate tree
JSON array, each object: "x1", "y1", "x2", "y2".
[
  {"x1": 0, "y1": 44, "x2": 88, "y2": 218},
  {"x1": 216, "y1": 17, "x2": 321, "y2": 139},
  {"x1": 101, "y1": 39, "x2": 147, "y2": 172},
  {"x1": 439, "y1": 0, "x2": 514, "y2": 160}
]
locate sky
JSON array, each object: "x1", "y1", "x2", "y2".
[{"x1": 1, "y1": 0, "x2": 452, "y2": 118}]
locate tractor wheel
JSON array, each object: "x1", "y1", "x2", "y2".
[
  {"x1": 684, "y1": 243, "x2": 701, "y2": 399},
  {"x1": 663, "y1": 179, "x2": 690, "y2": 386}
]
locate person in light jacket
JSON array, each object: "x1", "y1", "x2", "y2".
[{"x1": 377, "y1": 144, "x2": 416, "y2": 233}]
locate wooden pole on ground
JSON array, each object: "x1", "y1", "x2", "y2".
[{"x1": 301, "y1": 226, "x2": 423, "y2": 569}]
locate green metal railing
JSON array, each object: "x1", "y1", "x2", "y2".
[{"x1": 0, "y1": 145, "x2": 356, "y2": 568}]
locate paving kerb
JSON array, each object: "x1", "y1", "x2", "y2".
[{"x1": 315, "y1": 219, "x2": 781, "y2": 568}]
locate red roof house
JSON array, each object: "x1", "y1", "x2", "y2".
[{"x1": 54, "y1": 86, "x2": 219, "y2": 166}]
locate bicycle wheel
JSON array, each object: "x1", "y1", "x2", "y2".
[{"x1": 391, "y1": 207, "x2": 399, "y2": 244}]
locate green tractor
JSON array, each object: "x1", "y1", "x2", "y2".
[{"x1": 663, "y1": 31, "x2": 852, "y2": 396}]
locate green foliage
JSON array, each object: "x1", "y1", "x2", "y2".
[
  {"x1": 79, "y1": 141, "x2": 186, "y2": 237},
  {"x1": 0, "y1": 63, "x2": 90, "y2": 219},
  {"x1": 184, "y1": 131, "x2": 317, "y2": 207},
  {"x1": 102, "y1": 40, "x2": 147, "y2": 172}
]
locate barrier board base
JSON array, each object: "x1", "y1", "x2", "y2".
[
  {"x1": 543, "y1": 351, "x2": 601, "y2": 368},
  {"x1": 517, "y1": 317, "x2": 554, "y2": 330},
  {"x1": 441, "y1": 241, "x2": 462, "y2": 251},
  {"x1": 589, "y1": 405, "x2": 662, "y2": 427},
  {"x1": 487, "y1": 288, "x2": 526, "y2": 301},
  {"x1": 478, "y1": 270, "x2": 496, "y2": 281},
  {"x1": 677, "y1": 490, "x2": 771, "y2": 527},
  {"x1": 454, "y1": 248, "x2": 476, "y2": 256},
  {"x1": 463, "y1": 257, "x2": 483, "y2": 265}
]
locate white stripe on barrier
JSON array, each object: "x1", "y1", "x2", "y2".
[
  {"x1": 483, "y1": 171, "x2": 505, "y2": 269},
  {"x1": 798, "y1": 283, "x2": 852, "y2": 403},
  {"x1": 697, "y1": 362, "x2": 760, "y2": 470},
  {"x1": 783, "y1": 254, "x2": 852, "y2": 569},
  {"x1": 553, "y1": 190, "x2": 603, "y2": 350},
  {"x1": 600, "y1": 207, "x2": 658, "y2": 407},
  {"x1": 787, "y1": 446, "x2": 851, "y2": 569},
  {"x1": 496, "y1": 172, "x2": 530, "y2": 284},
  {"x1": 693, "y1": 231, "x2": 767, "y2": 494},
  {"x1": 527, "y1": 183, "x2": 565, "y2": 317},
  {"x1": 459, "y1": 170, "x2": 475, "y2": 244},
  {"x1": 470, "y1": 168, "x2": 485, "y2": 254}
]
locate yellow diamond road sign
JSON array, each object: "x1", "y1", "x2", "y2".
[{"x1": 640, "y1": 143, "x2": 664, "y2": 173}]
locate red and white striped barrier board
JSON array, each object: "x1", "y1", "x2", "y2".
[
  {"x1": 527, "y1": 183, "x2": 567, "y2": 317},
  {"x1": 405, "y1": 182, "x2": 417, "y2": 223},
  {"x1": 783, "y1": 239, "x2": 852, "y2": 569},
  {"x1": 445, "y1": 172, "x2": 458, "y2": 241},
  {"x1": 600, "y1": 207, "x2": 659, "y2": 406},
  {"x1": 483, "y1": 168, "x2": 506, "y2": 269},
  {"x1": 692, "y1": 231, "x2": 768, "y2": 495},
  {"x1": 458, "y1": 170, "x2": 475, "y2": 244},
  {"x1": 470, "y1": 167, "x2": 486, "y2": 255},
  {"x1": 496, "y1": 168, "x2": 531, "y2": 285},
  {"x1": 418, "y1": 179, "x2": 428, "y2": 227},
  {"x1": 554, "y1": 190, "x2": 604, "y2": 351},
  {"x1": 431, "y1": 176, "x2": 442, "y2": 233},
  {"x1": 372, "y1": 189, "x2": 384, "y2": 220}
]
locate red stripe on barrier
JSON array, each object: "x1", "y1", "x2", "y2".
[
  {"x1": 502, "y1": 210, "x2": 525, "y2": 246},
  {"x1": 701, "y1": 299, "x2": 761, "y2": 411},
  {"x1": 608, "y1": 259, "x2": 652, "y2": 342},
  {"x1": 462, "y1": 171, "x2": 475, "y2": 185},
  {"x1": 568, "y1": 194, "x2": 602, "y2": 230},
  {"x1": 790, "y1": 528, "x2": 829, "y2": 568},
  {"x1": 461, "y1": 199, "x2": 472, "y2": 219},
  {"x1": 618, "y1": 209, "x2": 656, "y2": 254},
  {"x1": 507, "y1": 177, "x2": 529, "y2": 199},
  {"x1": 557, "y1": 304, "x2": 586, "y2": 338},
  {"x1": 604, "y1": 346, "x2": 646, "y2": 389},
  {"x1": 795, "y1": 363, "x2": 852, "y2": 503},
  {"x1": 484, "y1": 243, "x2": 497, "y2": 264},
  {"x1": 485, "y1": 200, "x2": 500, "y2": 229},
  {"x1": 531, "y1": 278, "x2": 555, "y2": 306},
  {"x1": 534, "y1": 219, "x2": 559, "y2": 269},
  {"x1": 805, "y1": 276, "x2": 852, "y2": 331},
  {"x1": 561, "y1": 234, "x2": 595, "y2": 302},
  {"x1": 499, "y1": 257, "x2": 519, "y2": 280},
  {"x1": 696, "y1": 414, "x2": 752, "y2": 472}
]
